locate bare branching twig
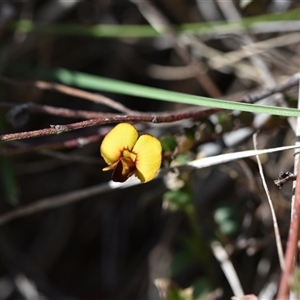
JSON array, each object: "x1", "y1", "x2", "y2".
[
  {"x1": 0, "y1": 108, "x2": 218, "y2": 142},
  {"x1": 276, "y1": 159, "x2": 300, "y2": 299},
  {"x1": 1, "y1": 102, "x2": 117, "y2": 120},
  {"x1": 0, "y1": 76, "x2": 135, "y2": 114}
]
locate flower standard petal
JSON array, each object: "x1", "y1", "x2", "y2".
[
  {"x1": 132, "y1": 134, "x2": 162, "y2": 183},
  {"x1": 100, "y1": 123, "x2": 138, "y2": 166}
]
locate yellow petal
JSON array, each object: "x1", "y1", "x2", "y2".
[
  {"x1": 100, "y1": 123, "x2": 138, "y2": 165},
  {"x1": 132, "y1": 134, "x2": 162, "y2": 183}
]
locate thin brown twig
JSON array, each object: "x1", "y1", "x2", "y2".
[
  {"x1": 0, "y1": 76, "x2": 135, "y2": 114},
  {"x1": 253, "y1": 133, "x2": 285, "y2": 271},
  {"x1": 243, "y1": 74, "x2": 300, "y2": 103},
  {"x1": 0, "y1": 108, "x2": 218, "y2": 142},
  {"x1": 276, "y1": 72, "x2": 300, "y2": 299},
  {"x1": 276, "y1": 159, "x2": 300, "y2": 299},
  {"x1": 0, "y1": 182, "x2": 112, "y2": 226},
  {"x1": 1, "y1": 102, "x2": 118, "y2": 120}
]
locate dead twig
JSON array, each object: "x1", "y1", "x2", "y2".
[
  {"x1": 274, "y1": 170, "x2": 297, "y2": 189},
  {"x1": 276, "y1": 159, "x2": 300, "y2": 299},
  {"x1": 253, "y1": 133, "x2": 285, "y2": 271},
  {"x1": 244, "y1": 74, "x2": 300, "y2": 103},
  {"x1": 0, "y1": 182, "x2": 112, "y2": 226},
  {"x1": 0, "y1": 108, "x2": 217, "y2": 142},
  {"x1": 0, "y1": 76, "x2": 135, "y2": 114},
  {"x1": 276, "y1": 69, "x2": 300, "y2": 299},
  {"x1": 1, "y1": 102, "x2": 117, "y2": 121}
]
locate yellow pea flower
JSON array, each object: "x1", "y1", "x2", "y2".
[{"x1": 100, "y1": 123, "x2": 162, "y2": 183}]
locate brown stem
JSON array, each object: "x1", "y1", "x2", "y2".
[
  {"x1": 1, "y1": 102, "x2": 118, "y2": 120},
  {"x1": 277, "y1": 160, "x2": 300, "y2": 299},
  {"x1": 243, "y1": 74, "x2": 300, "y2": 103},
  {"x1": 0, "y1": 76, "x2": 135, "y2": 114},
  {"x1": 0, "y1": 108, "x2": 217, "y2": 142},
  {"x1": 0, "y1": 183, "x2": 112, "y2": 226}
]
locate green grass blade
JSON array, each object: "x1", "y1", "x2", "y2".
[
  {"x1": 8, "y1": 8, "x2": 300, "y2": 38},
  {"x1": 9, "y1": 20, "x2": 159, "y2": 38},
  {"x1": 180, "y1": 7, "x2": 300, "y2": 34},
  {"x1": 50, "y1": 68, "x2": 300, "y2": 117}
]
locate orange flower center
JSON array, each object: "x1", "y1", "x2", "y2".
[
  {"x1": 112, "y1": 148, "x2": 137, "y2": 182},
  {"x1": 123, "y1": 149, "x2": 137, "y2": 162}
]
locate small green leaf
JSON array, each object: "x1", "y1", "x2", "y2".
[
  {"x1": 163, "y1": 190, "x2": 192, "y2": 211},
  {"x1": 161, "y1": 136, "x2": 178, "y2": 152},
  {"x1": 214, "y1": 205, "x2": 239, "y2": 236}
]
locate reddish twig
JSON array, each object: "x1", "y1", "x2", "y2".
[
  {"x1": 0, "y1": 76, "x2": 135, "y2": 114},
  {"x1": 0, "y1": 108, "x2": 217, "y2": 142},
  {"x1": 1, "y1": 102, "x2": 118, "y2": 120},
  {"x1": 276, "y1": 160, "x2": 300, "y2": 299}
]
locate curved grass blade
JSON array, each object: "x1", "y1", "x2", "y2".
[{"x1": 52, "y1": 68, "x2": 300, "y2": 118}]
